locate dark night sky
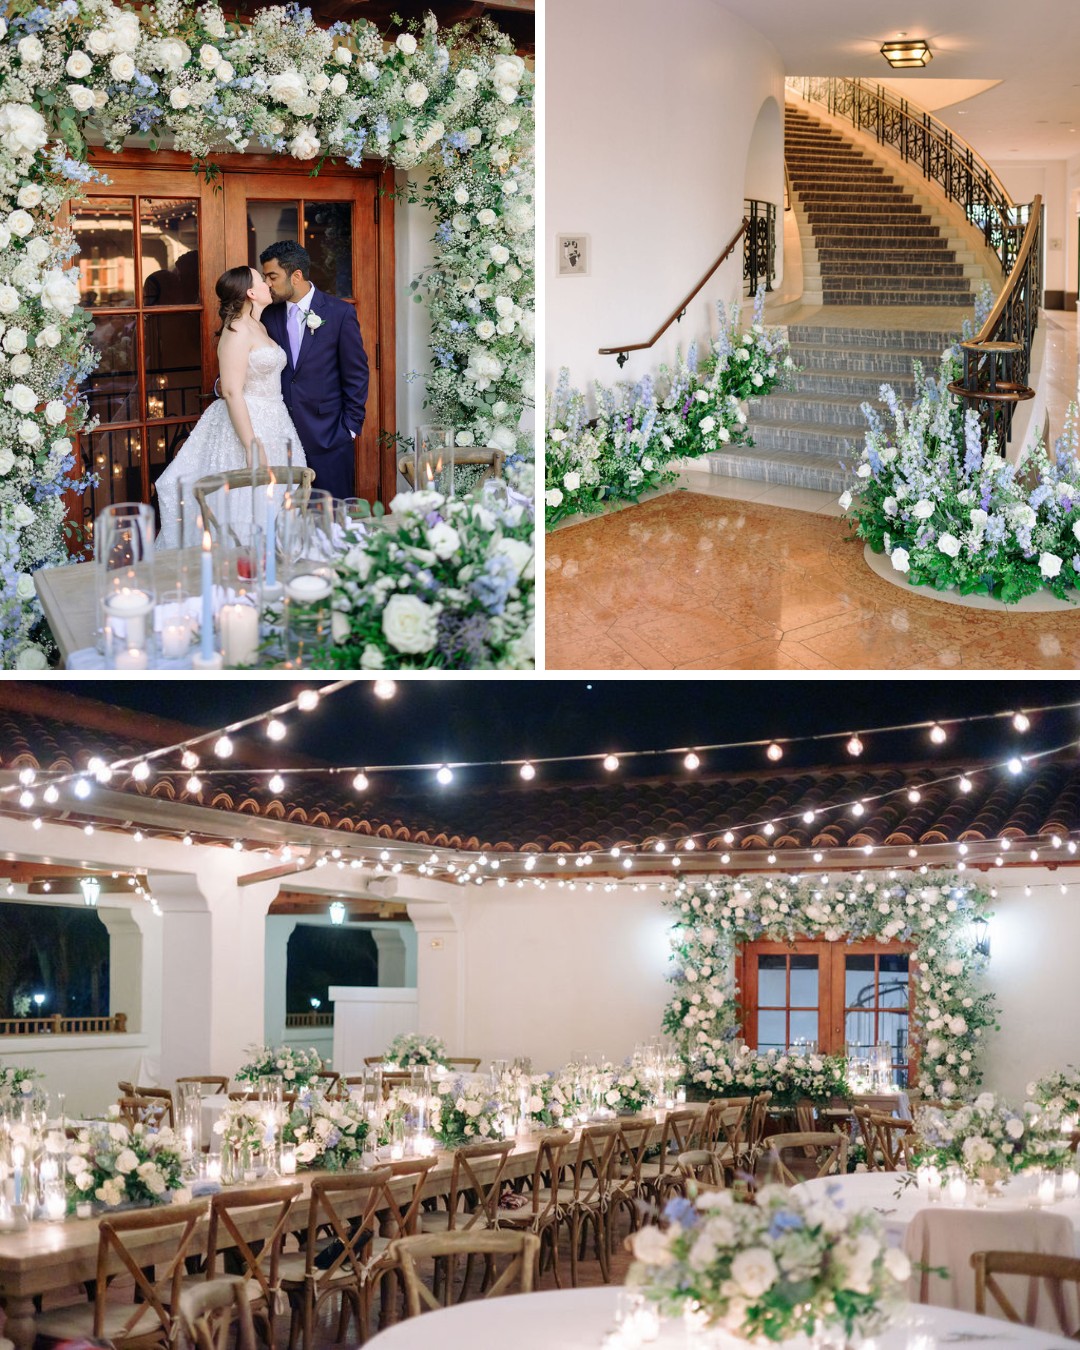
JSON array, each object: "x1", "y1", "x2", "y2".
[{"x1": 58, "y1": 678, "x2": 1080, "y2": 787}]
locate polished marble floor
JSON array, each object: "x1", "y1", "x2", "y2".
[{"x1": 546, "y1": 312, "x2": 1080, "y2": 671}]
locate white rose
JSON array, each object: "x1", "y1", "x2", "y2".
[
  {"x1": 85, "y1": 28, "x2": 112, "y2": 55},
  {"x1": 699, "y1": 416, "x2": 716, "y2": 434},
  {"x1": 545, "y1": 488, "x2": 563, "y2": 508},
  {"x1": 50, "y1": 437, "x2": 72, "y2": 458},
  {"x1": 7, "y1": 383, "x2": 37, "y2": 414},
  {"x1": 455, "y1": 430, "x2": 475, "y2": 446},
  {"x1": 396, "y1": 34, "x2": 417, "y2": 54},
  {"x1": 108, "y1": 12, "x2": 141, "y2": 52},
  {"x1": 0, "y1": 104, "x2": 47, "y2": 160},
  {"x1": 17, "y1": 36, "x2": 44, "y2": 64},
  {"x1": 490, "y1": 244, "x2": 510, "y2": 265},
  {"x1": 154, "y1": 37, "x2": 191, "y2": 72},
  {"x1": 269, "y1": 70, "x2": 307, "y2": 106},
  {"x1": 489, "y1": 424, "x2": 517, "y2": 453},
  {"x1": 333, "y1": 46, "x2": 352, "y2": 65},
  {"x1": 492, "y1": 54, "x2": 525, "y2": 87},
  {"x1": 1040, "y1": 552, "x2": 1062, "y2": 578},
  {"x1": 891, "y1": 547, "x2": 910, "y2": 573},
  {"x1": 475, "y1": 210, "x2": 497, "y2": 231},
  {"x1": 18, "y1": 419, "x2": 40, "y2": 447},
  {"x1": 937, "y1": 533, "x2": 961, "y2": 558},
  {"x1": 16, "y1": 644, "x2": 47, "y2": 669},
  {"x1": 290, "y1": 130, "x2": 320, "y2": 161},
  {"x1": 456, "y1": 68, "x2": 480, "y2": 91},
  {"x1": 731, "y1": 1248, "x2": 779, "y2": 1298},
  {"x1": 199, "y1": 44, "x2": 221, "y2": 69},
  {"x1": 465, "y1": 127, "x2": 482, "y2": 146},
  {"x1": 25, "y1": 238, "x2": 49, "y2": 265},
  {"x1": 9, "y1": 354, "x2": 30, "y2": 377},
  {"x1": 1073, "y1": 520, "x2": 1080, "y2": 544},
  {"x1": 561, "y1": 470, "x2": 582, "y2": 491},
  {"x1": 329, "y1": 73, "x2": 348, "y2": 96},
  {"x1": 109, "y1": 54, "x2": 135, "y2": 82},
  {"x1": 912, "y1": 499, "x2": 935, "y2": 519},
  {"x1": 382, "y1": 594, "x2": 438, "y2": 654},
  {"x1": 215, "y1": 61, "x2": 234, "y2": 82},
  {"x1": 62, "y1": 50, "x2": 93, "y2": 80},
  {"x1": 8, "y1": 210, "x2": 33, "y2": 238},
  {"x1": 404, "y1": 81, "x2": 428, "y2": 107},
  {"x1": 630, "y1": 1225, "x2": 674, "y2": 1268},
  {"x1": 2, "y1": 328, "x2": 27, "y2": 354},
  {"x1": 115, "y1": 1148, "x2": 140, "y2": 1175},
  {"x1": 44, "y1": 400, "x2": 66, "y2": 426},
  {"x1": 427, "y1": 522, "x2": 460, "y2": 559},
  {"x1": 0, "y1": 446, "x2": 14, "y2": 476},
  {"x1": 93, "y1": 90, "x2": 108, "y2": 109},
  {"x1": 15, "y1": 574, "x2": 35, "y2": 601},
  {"x1": 169, "y1": 87, "x2": 190, "y2": 110},
  {"x1": 475, "y1": 320, "x2": 496, "y2": 340},
  {"x1": 40, "y1": 270, "x2": 80, "y2": 317},
  {"x1": 453, "y1": 185, "x2": 470, "y2": 205},
  {"x1": 496, "y1": 537, "x2": 533, "y2": 580}
]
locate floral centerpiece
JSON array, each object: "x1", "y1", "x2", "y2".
[
  {"x1": 236, "y1": 1044, "x2": 323, "y2": 1087},
  {"x1": 213, "y1": 1099, "x2": 269, "y2": 1162},
  {"x1": 1027, "y1": 1067, "x2": 1080, "y2": 1124},
  {"x1": 383, "y1": 1032, "x2": 449, "y2": 1069},
  {"x1": 283, "y1": 1094, "x2": 368, "y2": 1170},
  {"x1": 434, "y1": 1073, "x2": 505, "y2": 1144},
  {"x1": 689, "y1": 1045, "x2": 851, "y2": 1109},
  {"x1": 66, "y1": 1119, "x2": 185, "y2": 1210},
  {"x1": 914, "y1": 1092, "x2": 1071, "y2": 1183},
  {"x1": 628, "y1": 1186, "x2": 910, "y2": 1342},
  {"x1": 0, "y1": 1062, "x2": 41, "y2": 1097},
  {"x1": 326, "y1": 487, "x2": 534, "y2": 669},
  {"x1": 608, "y1": 1058, "x2": 657, "y2": 1114}
]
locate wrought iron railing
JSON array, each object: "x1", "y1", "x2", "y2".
[
  {"x1": 786, "y1": 76, "x2": 1029, "y2": 276},
  {"x1": 743, "y1": 199, "x2": 776, "y2": 296},
  {"x1": 599, "y1": 218, "x2": 748, "y2": 366},
  {"x1": 0, "y1": 1013, "x2": 128, "y2": 1035},
  {"x1": 948, "y1": 198, "x2": 1043, "y2": 446}
]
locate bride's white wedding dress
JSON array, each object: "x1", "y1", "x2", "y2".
[{"x1": 155, "y1": 343, "x2": 307, "y2": 550}]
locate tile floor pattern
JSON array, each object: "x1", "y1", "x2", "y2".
[{"x1": 545, "y1": 490, "x2": 1080, "y2": 671}]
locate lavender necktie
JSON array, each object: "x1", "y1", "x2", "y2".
[{"x1": 289, "y1": 304, "x2": 302, "y2": 366}]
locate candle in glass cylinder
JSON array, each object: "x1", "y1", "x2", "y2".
[
  {"x1": 206, "y1": 1156, "x2": 222, "y2": 1182},
  {"x1": 948, "y1": 1173, "x2": 967, "y2": 1204},
  {"x1": 285, "y1": 573, "x2": 332, "y2": 603},
  {"x1": 1038, "y1": 1171, "x2": 1057, "y2": 1206},
  {"x1": 199, "y1": 530, "x2": 215, "y2": 662},
  {"x1": 219, "y1": 603, "x2": 259, "y2": 667},
  {"x1": 11, "y1": 1146, "x2": 24, "y2": 1206},
  {"x1": 104, "y1": 587, "x2": 152, "y2": 647},
  {"x1": 1063, "y1": 1168, "x2": 1080, "y2": 1198},
  {"x1": 280, "y1": 1147, "x2": 297, "y2": 1175}
]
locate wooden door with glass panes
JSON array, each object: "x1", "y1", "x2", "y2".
[
  {"x1": 70, "y1": 151, "x2": 395, "y2": 530},
  {"x1": 737, "y1": 939, "x2": 916, "y2": 1086}
]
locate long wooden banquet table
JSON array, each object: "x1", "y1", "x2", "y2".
[{"x1": 0, "y1": 1113, "x2": 693, "y2": 1350}]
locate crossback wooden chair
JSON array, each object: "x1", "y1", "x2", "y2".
[
  {"x1": 551, "y1": 1123, "x2": 621, "y2": 1287},
  {"x1": 711, "y1": 1097, "x2": 752, "y2": 1171},
  {"x1": 865, "y1": 1109, "x2": 915, "y2": 1171},
  {"x1": 178, "y1": 1277, "x2": 257, "y2": 1350},
  {"x1": 397, "y1": 447, "x2": 505, "y2": 491},
  {"x1": 135, "y1": 1085, "x2": 175, "y2": 1127},
  {"x1": 492, "y1": 1129, "x2": 574, "y2": 1287},
  {"x1": 177, "y1": 1075, "x2": 229, "y2": 1095},
  {"x1": 764, "y1": 1131, "x2": 848, "y2": 1186},
  {"x1": 639, "y1": 1109, "x2": 700, "y2": 1203},
  {"x1": 673, "y1": 1149, "x2": 726, "y2": 1191},
  {"x1": 608, "y1": 1119, "x2": 654, "y2": 1253},
  {"x1": 419, "y1": 1140, "x2": 516, "y2": 1236},
  {"x1": 389, "y1": 1231, "x2": 540, "y2": 1318},
  {"x1": 743, "y1": 1091, "x2": 773, "y2": 1171},
  {"x1": 308, "y1": 1070, "x2": 340, "y2": 1096},
  {"x1": 117, "y1": 1094, "x2": 172, "y2": 1132},
  {"x1": 364, "y1": 1157, "x2": 439, "y2": 1326},
  {"x1": 201, "y1": 1182, "x2": 302, "y2": 1345},
  {"x1": 35, "y1": 1199, "x2": 208, "y2": 1350},
  {"x1": 446, "y1": 1057, "x2": 482, "y2": 1072},
  {"x1": 972, "y1": 1250, "x2": 1080, "y2": 1336},
  {"x1": 281, "y1": 1168, "x2": 392, "y2": 1350},
  {"x1": 194, "y1": 467, "x2": 315, "y2": 546}
]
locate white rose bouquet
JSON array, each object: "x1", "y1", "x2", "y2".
[
  {"x1": 236, "y1": 1044, "x2": 323, "y2": 1087},
  {"x1": 0, "y1": 1061, "x2": 42, "y2": 1097},
  {"x1": 434, "y1": 1075, "x2": 505, "y2": 1144},
  {"x1": 1028, "y1": 1067, "x2": 1080, "y2": 1122},
  {"x1": 384, "y1": 1032, "x2": 448, "y2": 1069},
  {"x1": 914, "y1": 1092, "x2": 1070, "y2": 1181},
  {"x1": 628, "y1": 1185, "x2": 908, "y2": 1341},
  {"x1": 283, "y1": 1095, "x2": 368, "y2": 1170},
  {"x1": 65, "y1": 1120, "x2": 185, "y2": 1211},
  {"x1": 690, "y1": 1045, "x2": 850, "y2": 1109}
]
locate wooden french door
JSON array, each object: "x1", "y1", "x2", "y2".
[
  {"x1": 71, "y1": 150, "x2": 396, "y2": 526},
  {"x1": 737, "y1": 939, "x2": 916, "y2": 1085}
]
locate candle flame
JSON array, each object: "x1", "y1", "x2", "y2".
[{"x1": 202, "y1": 530, "x2": 212, "y2": 552}]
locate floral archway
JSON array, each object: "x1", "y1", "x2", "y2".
[
  {"x1": 0, "y1": 0, "x2": 534, "y2": 666},
  {"x1": 662, "y1": 871, "x2": 997, "y2": 1098}
]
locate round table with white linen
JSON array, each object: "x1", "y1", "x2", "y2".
[
  {"x1": 365, "y1": 1285, "x2": 1073, "y2": 1349},
  {"x1": 795, "y1": 1170, "x2": 1080, "y2": 1254}
]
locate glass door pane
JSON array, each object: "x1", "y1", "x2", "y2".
[
  {"x1": 304, "y1": 201, "x2": 353, "y2": 297},
  {"x1": 247, "y1": 201, "x2": 300, "y2": 267},
  {"x1": 72, "y1": 198, "x2": 136, "y2": 308}
]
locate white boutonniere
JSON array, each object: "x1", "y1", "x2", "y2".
[{"x1": 305, "y1": 312, "x2": 323, "y2": 333}]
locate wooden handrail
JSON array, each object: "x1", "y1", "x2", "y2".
[
  {"x1": 969, "y1": 198, "x2": 1042, "y2": 346},
  {"x1": 598, "y1": 218, "x2": 749, "y2": 366}
]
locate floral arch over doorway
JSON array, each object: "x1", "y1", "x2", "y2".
[
  {"x1": 0, "y1": 1, "x2": 534, "y2": 666},
  {"x1": 662, "y1": 871, "x2": 996, "y2": 1097}
]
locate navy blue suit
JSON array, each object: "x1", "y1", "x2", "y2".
[{"x1": 263, "y1": 287, "x2": 369, "y2": 500}]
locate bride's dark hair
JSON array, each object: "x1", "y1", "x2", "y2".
[{"x1": 215, "y1": 266, "x2": 255, "y2": 337}]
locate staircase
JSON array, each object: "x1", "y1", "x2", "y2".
[{"x1": 702, "y1": 104, "x2": 981, "y2": 494}]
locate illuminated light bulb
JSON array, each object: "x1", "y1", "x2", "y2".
[
  {"x1": 720, "y1": 853, "x2": 731, "y2": 864},
  {"x1": 863, "y1": 844, "x2": 875, "y2": 856},
  {"x1": 372, "y1": 679, "x2": 396, "y2": 700},
  {"x1": 297, "y1": 689, "x2": 320, "y2": 712},
  {"x1": 1008, "y1": 757, "x2": 1023, "y2": 775},
  {"x1": 610, "y1": 846, "x2": 621, "y2": 858},
  {"x1": 232, "y1": 840, "x2": 243, "y2": 851},
  {"x1": 929, "y1": 723, "x2": 947, "y2": 744},
  {"x1": 133, "y1": 830, "x2": 143, "y2": 843},
  {"x1": 995, "y1": 855, "x2": 1004, "y2": 867},
  {"x1": 920, "y1": 864, "x2": 929, "y2": 875},
  {"x1": 671, "y1": 856, "x2": 681, "y2": 867},
  {"x1": 83, "y1": 824, "x2": 94, "y2": 836},
  {"x1": 654, "y1": 841, "x2": 666, "y2": 853},
  {"x1": 1052, "y1": 835, "x2": 1063, "y2": 848},
  {"x1": 957, "y1": 861, "x2": 966, "y2": 872},
  {"x1": 846, "y1": 734, "x2": 864, "y2": 757},
  {"x1": 524, "y1": 856, "x2": 536, "y2": 871},
  {"x1": 763, "y1": 822, "x2": 775, "y2": 837},
  {"x1": 603, "y1": 754, "x2": 619, "y2": 772},
  {"x1": 852, "y1": 802, "x2": 865, "y2": 817},
  {"x1": 379, "y1": 849, "x2": 390, "y2": 862},
  {"x1": 684, "y1": 752, "x2": 700, "y2": 771},
  {"x1": 352, "y1": 771, "x2": 369, "y2": 792},
  {"x1": 1013, "y1": 712, "x2": 1030, "y2": 732},
  {"x1": 557, "y1": 856, "x2": 566, "y2": 867},
  {"x1": 959, "y1": 776, "x2": 972, "y2": 793},
  {"x1": 1030, "y1": 849, "x2": 1039, "y2": 862},
  {"x1": 265, "y1": 718, "x2": 286, "y2": 741},
  {"x1": 1024, "y1": 885, "x2": 1032, "y2": 897},
  {"x1": 31, "y1": 818, "x2": 41, "y2": 831},
  {"x1": 181, "y1": 749, "x2": 199, "y2": 770},
  {"x1": 813, "y1": 851, "x2": 824, "y2": 863},
  {"x1": 520, "y1": 762, "x2": 536, "y2": 781},
  {"x1": 767, "y1": 853, "x2": 777, "y2": 864},
  {"x1": 182, "y1": 834, "x2": 193, "y2": 846},
  {"x1": 685, "y1": 839, "x2": 696, "y2": 851},
  {"x1": 269, "y1": 774, "x2": 285, "y2": 794},
  {"x1": 43, "y1": 882, "x2": 51, "y2": 891},
  {"x1": 18, "y1": 790, "x2": 33, "y2": 809},
  {"x1": 802, "y1": 811, "x2": 815, "y2": 824},
  {"x1": 622, "y1": 857, "x2": 633, "y2": 870},
  {"x1": 766, "y1": 742, "x2": 783, "y2": 762},
  {"x1": 575, "y1": 857, "x2": 584, "y2": 867},
  {"x1": 908, "y1": 848, "x2": 918, "y2": 859},
  {"x1": 73, "y1": 778, "x2": 91, "y2": 799},
  {"x1": 132, "y1": 762, "x2": 150, "y2": 781},
  {"x1": 436, "y1": 765, "x2": 453, "y2": 786},
  {"x1": 958, "y1": 843, "x2": 969, "y2": 856},
  {"x1": 186, "y1": 776, "x2": 201, "y2": 794},
  {"x1": 1000, "y1": 838, "x2": 1012, "y2": 851},
  {"x1": 331, "y1": 848, "x2": 342, "y2": 860},
  {"x1": 1070, "y1": 841, "x2": 1078, "y2": 855},
  {"x1": 583, "y1": 854, "x2": 593, "y2": 865},
  {"x1": 908, "y1": 788, "x2": 921, "y2": 803},
  {"x1": 214, "y1": 736, "x2": 233, "y2": 758},
  {"x1": 43, "y1": 785, "x2": 58, "y2": 805}
]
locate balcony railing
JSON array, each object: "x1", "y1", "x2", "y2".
[
  {"x1": 0, "y1": 1013, "x2": 128, "y2": 1035},
  {"x1": 285, "y1": 1011, "x2": 334, "y2": 1028},
  {"x1": 743, "y1": 200, "x2": 776, "y2": 297}
]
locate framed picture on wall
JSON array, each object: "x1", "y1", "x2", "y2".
[{"x1": 556, "y1": 233, "x2": 590, "y2": 277}]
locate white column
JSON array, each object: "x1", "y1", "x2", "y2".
[
  {"x1": 406, "y1": 895, "x2": 468, "y2": 1052},
  {"x1": 264, "y1": 916, "x2": 300, "y2": 1048},
  {"x1": 371, "y1": 928, "x2": 407, "y2": 986},
  {"x1": 96, "y1": 905, "x2": 145, "y2": 1033}
]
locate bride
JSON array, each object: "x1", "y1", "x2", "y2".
[{"x1": 154, "y1": 266, "x2": 307, "y2": 549}]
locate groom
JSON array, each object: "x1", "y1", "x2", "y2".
[{"x1": 260, "y1": 240, "x2": 369, "y2": 498}]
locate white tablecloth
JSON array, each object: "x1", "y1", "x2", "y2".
[
  {"x1": 796, "y1": 1171, "x2": 1080, "y2": 1253},
  {"x1": 366, "y1": 1285, "x2": 1071, "y2": 1348}
]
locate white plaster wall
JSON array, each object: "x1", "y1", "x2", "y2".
[
  {"x1": 330, "y1": 985, "x2": 418, "y2": 1072},
  {"x1": 395, "y1": 170, "x2": 437, "y2": 449},
  {"x1": 992, "y1": 161, "x2": 1068, "y2": 301},
  {"x1": 547, "y1": 0, "x2": 786, "y2": 392}
]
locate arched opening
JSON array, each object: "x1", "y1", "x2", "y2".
[{"x1": 742, "y1": 96, "x2": 785, "y2": 295}]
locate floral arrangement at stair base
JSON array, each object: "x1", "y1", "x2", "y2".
[
  {"x1": 692, "y1": 1045, "x2": 850, "y2": 1109},
  {"x1": 236, "y1": 1044, "x2": 323, "y2": 1087},
  {"x1": 914, "y1": 1092, "x2": 1071, "y2": 1183},
  {"x1": 841, "y1": 346, "x2": 1080, "y2": 604},
  {"x1": 326, "y1": 486, "x2": 534, "y2": 670},
  {"x1": 0, "y1": 1, "x2": 533, "y2": 667},
  {"x1": 383, "y1": 1032, "x2": 449, "y2": 1069},
  {"x1": 662, "y1": 871, "x2": 996, "y2": 1101},
  {"x1": 66, "y1": 1120, "x2": 186, "y2": 1210},
  {"x1": 627, "y1": 1186, "x2": 910, "y2": 1342},
  {"x1": 545, "y1": 289, "x2": 794, "y2": 528}
]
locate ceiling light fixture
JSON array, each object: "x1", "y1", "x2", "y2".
[{"x1": 880, "y1": 37, "x2": 932, "y2": 68}]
